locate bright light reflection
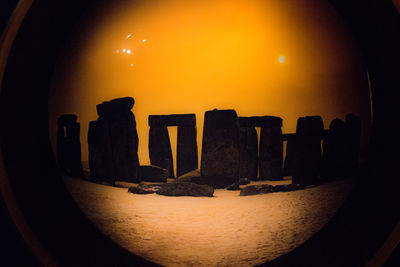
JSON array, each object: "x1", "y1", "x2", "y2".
[
  {"x1": 279, "y1": 55, "x2": 285, "y2": 63},
  {"x1": 142, "y1": 39, "x2": 147, "y2": 43},
  {"x1": 127, "y1": 49, "x2": 132, "y2": 54},
  {"x1": 122, "y1": 48, "x2": 126, "y2": 52}
]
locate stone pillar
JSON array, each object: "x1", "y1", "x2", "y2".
[
  {"x1": 109, "y1": 112, "x2": 140, "y2": 182},
  {"x1": 88, "y1": 120, "x2": 113, "y2": 182},
  {"x1": 177, "y1": 122, "x2": 198, "y2": 177},
  {"x1": 200, "y1": 109, "x2": 240, "y2": 188},
  {"x1": 57, "y1": 114, "x2": 83, "y2": 176},
  {"x1": 345, "y1": 113, "x2": 361, "y2": 175},
  {"x1": 148, "y1": 124, "x2": 174, "y2": 178},
  {"x1": 292, "y1": 116, "x2": 324, "y2": 185},
  {"x1": 322, "y1": 118, "x2": 347, "y2": 180},
  {"x1": 258, "y1": 116, "x2": 283, "y2": 180},
  {"x1": 283, "y1": 135, "x2": 295, "y2": 177},
  {"x1": 88, "y1": 97, "x2": 140, "y2": 183},
  {"x1": 238, "y1": 117, "x2": 258, "y2": 180}
]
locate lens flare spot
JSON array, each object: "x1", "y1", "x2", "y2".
[{"x1": 279, "y1": 55, "x2": 285, "y2": 64}]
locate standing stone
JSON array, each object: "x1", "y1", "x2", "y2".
[
  {"x1": 88, "y1": 120, "x2": 113, "y2": 182},
  {"x1": 258, "y1": 116, "x2": 283, "y2": 180},
  {"x1": 322, "y1": 118, "x2": 347, "y2": 180},
  {"x1": 148, "y1": 126, "x2": 174, "y2": 178},
  {"x1": 345, "y1": 113, "x2": 361, "y2": 175},
  {"x1": 177, "y1": 123, "x2": 198, "y2": 177},
  {"x1": 200, "y1": 109, "x2": 240, "y2": 188},
  {"x1": 292, "y1": 116, "x2": 324, "y2": 185},
  {"x1": 57, "y1": 114, "x2": 83, "y2": 176},
  {"x1": 238, "y1": 117, "x2": 258, "y2": 180},
  {"x1": 88, "y1": 97, "x2": 140, "y2": 183},
  {"x1": 109, "y1": 112, "x2": 140, "y2": 182},
  {"x1": 283, "y1": 134, "x2": 296, "y2": 177}
]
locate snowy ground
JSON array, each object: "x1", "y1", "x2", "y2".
[{"x1": 63, "y1": 176, "x2": 354, "y2": 266}]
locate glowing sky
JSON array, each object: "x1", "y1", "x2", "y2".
[{"x1": 49, "y1": 0, "x2": 371, "y2": 172}]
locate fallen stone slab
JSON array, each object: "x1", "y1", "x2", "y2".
[
  {"x1": 139, "y1": 165, "x2": 168, "y2": 182},
  {"x1": 156, "y1": 182, "x2": 214, "y2": 197},
  {"x1": 226, "y1": 183, "x2": 240, "y2": 191},
  {"x1": 240, "y1": 184, "x2": 304, "y2": 196},
  {"x1": 240, "y1": 184, "x2": 275, "y2": 196},
  {"x1": 273, "y1": 184, "x2": 304, "y2": 192},
  {"x1": 128, "y1": 184, "x2": 165, "y2": 194},
  {"x1": 174, "y1": 169, "x2": 201, "y2": 183},
  {"x1": 226, "y1": 178, "x2": 251, "y2": 191},
  {"x1": 174, "y1": 169, "x2": 247, "y2": 189}
]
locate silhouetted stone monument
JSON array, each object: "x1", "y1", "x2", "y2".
[
  {"x1": 322, "y1": 118, "x2": 347, "y2": 180},
  {"x1": 238, "y1": 117, "x2": 258, "y2": 180},
  {"x1": 148, "y1": 114, "x2": 198, "y2": 178},
  {"x1": 177, "y1": 124, "x2": 198, "y2": 177},
  {"x1": 57, "y1": 114, "x2": 83, "y2": 176},
  {"x1": 283, "y1": 134, "x2": 296, "y2": 176},
  {"x1": 292, "y1": 116, "x2": 324, "y2": 185},
  {"x1": 200, "y1": 109, "x2": 240, "y2": 188},
  {"x1": 256, "y1": 116, "x2": 283, "y2": 180},
  {"x1": 88, "y1": 97, "x2": 139, "y2": 183},
  {"x1": 148, "y1": 125, "x2": 174, "y2": 177}
]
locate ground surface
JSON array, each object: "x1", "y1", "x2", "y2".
[{"x1": 63, "y1": 176, "x2": 354, "y2": 266}]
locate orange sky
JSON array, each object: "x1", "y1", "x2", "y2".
[{"x1": 48, "y1": 0, "x2": 371, "y2": 172}]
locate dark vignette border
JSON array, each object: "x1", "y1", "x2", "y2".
[{"x1": 0, "y1": 0, "x2": 399, "y2": 266}]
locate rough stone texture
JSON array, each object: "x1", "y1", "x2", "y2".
[
  {"x1": 345, "y1": 113, "x2": 361, "y2": 175},
  {"x1": 239, "y1": 184, "x2": 275, "y2": 196},
  {"x1": 128, "y1": 184, "x2": 165, "y2": 194},
  {"x1": 177, "y1": 125, "x2": 198, "y2": 177},
  {"x1": 139, "y1": 165, "x2": 168, "y2": 182},
  {"x1": 200, "y1": 109, "x2": 240, "y2": 188},
  {"x1": 174, "y1": 169, "x2": 201, "y2": 183},
  {"x1": 88, "y1": 97, "x2": 140, "y2": 183},
  {"x1": 173, "y1": 169, "x2": 217, "y2": 187},
  {"x1": 148, "y1": 126, "x2": 174, "y2": 177},
  {"x1": 156, "y1": 182, "x2": 214, "y2": 197},
  {"x1": 322, "y1": 118, "x2": 347, "y2": 180},
  {"x1": 258, "y1": 116, "x2": 283, "y2": 180},
  {"x1": 292, "y1": 116, "x2": 324, "y2": 186},
  {"x1": 239, "y1": 183, "x2": 304, "y2": 196},
  {"x1": 226, "y1": 183, "x2": 240, "y2": 190},
  {"x1": 57, "y1": 114, "x2": 83, "y2": 176},
  {"x1": 238, "y1": 117, "x2": 258, "y2": 180}
]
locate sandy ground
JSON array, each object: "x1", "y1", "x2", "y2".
[{"x1": 63, "y1": 176, "x2": 354, "y2": 266}]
